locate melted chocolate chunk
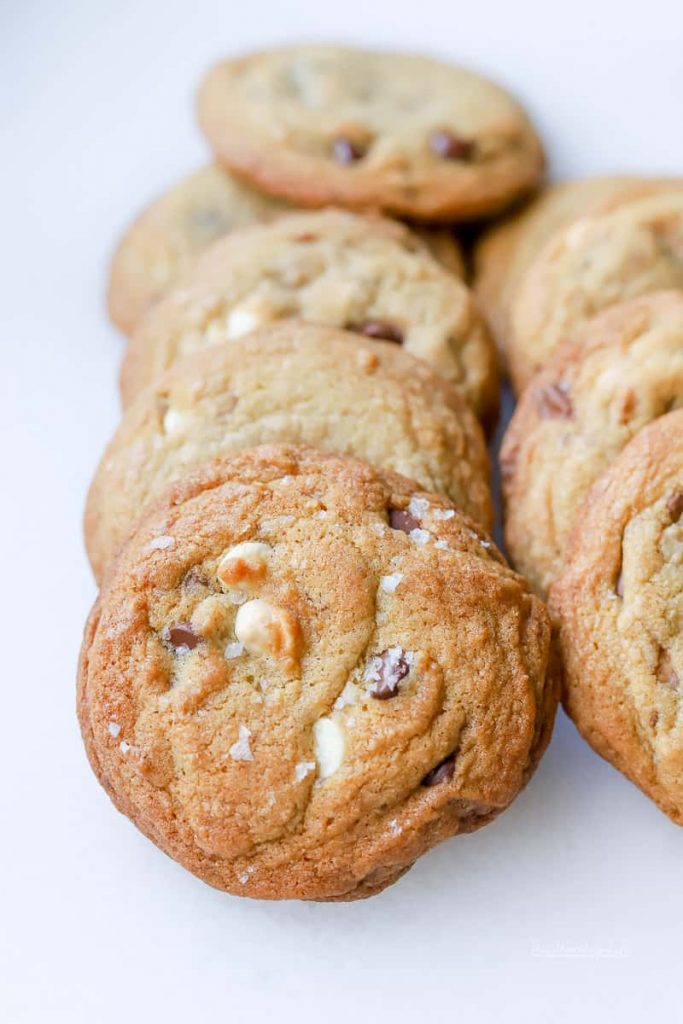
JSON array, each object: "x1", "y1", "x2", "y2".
[
  {"x1": 388, "y1": 507, "x2": 420, "y2": 534},
  {"x1": 367, "y1": 648, "x2": 410, "y2": 700},
  {"x1": 535, "y1": 382, "x2": 574, "y2": 420},
  {"x1": 167, "y1": 622, "x2": 201, "y2": 652},
  {"x1": 353, "y1": 319, "x2": 404, "y2": 344},
  {"x1": 429, "y1": 130, "x2": 474, "y2": 161},
  {"x1": 331, "y1": 136, "x2": 367, "y2": 163},
  {"x1": 422, "y1": 753, "x2": 456, "y2": 787},
  {"x1": 666, "y1": 489, "x2": 683, "y2": 522}
]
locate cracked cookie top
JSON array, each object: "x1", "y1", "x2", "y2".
[
  {"x1": 120, "y1": 209, "x2": 496, "y2": 419},
  {"x1": 86, "y1": 323, "x2": 492, "y2": 581},
  {"x1": 507, "y1": 190, "x2": 683, "y2": 391},
  {"x1": 196, "y1": 45, "x2": 544, "y2": 222},
  {"x1": 78, "y1": 444, "x2": 556, "y2": 901},
  {"x1": 501, "y1": 292, "x2": 683, "y2": 595},
  {"x1": 551, "y1": 410, "x2": 683, "y2": 822}
]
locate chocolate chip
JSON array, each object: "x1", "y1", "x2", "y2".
[
  {"x1": 388, "y1": 507, "x2": 420, "y2": 534},
  {"x1": 331, "y1": 136, "x2": 367, "y2": 163},
  {"x1": 367, "y1": 648, "x2": 411, "y2": 699},
  {"x1": 534, "y1": 382, "x2": 574, "y2": 420},
  {"x1": 666, "y1": 490, "x2": 683, "y2": 522},
  {"x1": 429, "y1": 130, "x2": 474, "y2": 161},
  {"x1": 657, "y1": 649, "x2": 679, "y2": 689},
  {"x1": 422, "y1": 753, "x2": 456, "y2": 787},
  {"x1": 352, "y1": 319, "x2": 404, "y2": 344},
  {"x1": 167, "y1": 623, "x2": 201, "y2": 652}
]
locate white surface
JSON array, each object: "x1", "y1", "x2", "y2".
[{"x1": 2, "y1": 2, "x2": 682, "y2": 1021}]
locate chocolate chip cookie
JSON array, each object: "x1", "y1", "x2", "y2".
[
  {"x1": 78, "y1": 444, "x2": 557, "y2": 901},
  {"x1": 107, "y1": 165, "x2": 288, "y2": 336},
  {"x1": 107, "y1": 164, "x2": 465, "y2": 337},
  {"x1": 197, "y1": 45, "x2": 544, "y2": 222},
  {"x1": 473, "y1": 176, "x2": 680, "y2": 367},
  {"x1": 120, "y1": 209, "x2": 497, "y2": 420},
  {"x1": 550, "y1": 411, "x2": 683, "y2": 823},
  {"x1": 507, "y1": 189, "x2": 683, "y2": 391},
  {"x1": 86, "y1": 323, "x2": 493, "y2": 581},
  {"x1": 501, "y1": 292, "x2": 683, "y2": 595}
]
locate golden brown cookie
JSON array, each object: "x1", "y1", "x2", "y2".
[
  {"x1": 86, "y1": 323, "x2": 492, "y2": 581},
  {"x1": 120, "y1": 209, "x2": 497, "y2": 419},
  {"x1": 507, "y1": 190, "x2": 683, "y2": 391},
  {"x1": 473, "y1": 176, "x2": 681, "y2": 366},
  {"x1": 501, "y1": 293, "x2": 683, "y2": 595},
  {"x1": 197, "y1": 45, "x2": 544, "y2": 222},
  {"x1": 107, "y1": 165, "x2": 288, "y2": 335},
  {"x1": 78, "y1": 445, "x2": 557, "y2": 901},
  {"x1": 550, "y1": 411, "x2": 683, "y2": 823},
  {"x1": 107, "y1": 164, "x2": 466, "y2": 337}
]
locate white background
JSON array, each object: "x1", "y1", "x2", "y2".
[{"x1": 2, "y1": 2, "x2": 682, "y2": 1021}]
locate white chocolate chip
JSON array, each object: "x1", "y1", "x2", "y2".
[
  {"x1": 234, "y1": 599, "x2": 301, "y2": 663},
  {"x1": 229, "y1": 725, "x2": 253, "y2": 762},
  {"x1": 409, "y1": 528, "x2": 431, "y2": 546},
  {"x1": 107, "y1": 722, "x2": 121, "y2": 738},
  {"x1": 435, "y1": 539, "x2": 450, "y2": 551},
  {"x1": 333, "y1": 681, "x2": 358, "y2": 710},
  {"x1": 217, "y1": 541, "x2": 271, "y2": 591},
  {"x1": 147, "y1": 535, "x2": 175, "y2": 551},
  {"x1": 119, "y1": 740, "x2": 131, "y2": 754},
  {"x1": 408, "y1": 496, "x2": 430, "y2": 519},
  {"x1": 224, "y1": 641, "x2": 244, "y2": 660},
  {"x1": 294, "y1": 761, "x2": 316, "y2": 783},
  {"x1": 225, "y1": 306, "x2": 265, "y2": 339},
  {"x1": 433, "y1": 508, "x2": 455, "y2": 521},
  {"x1": 380, "y1": 573, "x2": 403, "y2": 593},
  {"x1": 162, "y1": 407, "x2": 186, "y2": 435},
  {"x1": 371, "y1": 521, "x2": 386, "y2": 536},
  {"x1": 237, "y1": 865, "x2": 255, "y2": 884},
  {"x1": 388, "y1": 819, "x2": 402, "y2": 837},
  {"x1": 313, "y1": 717, "x2": 345, "y2": 779}
]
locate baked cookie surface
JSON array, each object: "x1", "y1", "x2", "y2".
[
  {"x1": 550, "y1": 411, "x2": 683, "y2": 823},
  {"x1": 501, "y1": 293, "x2": 683, "y2": 595},
  {"x1": 107, "y1": 165, "x2": 288, "y2": 335},
  {"x1": 78, "y1": 445, "x2": 557, "y2": 901},
  {"x1": 107, "y1": 164, "x2": 465, "y2": 337},
  {"x1": 120, "y1": 209, "x2": 497, "y2": 418},
  {"x1": 197, "y1": 46, "x2": 544, "y2": 221},
  {"x1": 473, "y1": 176, "x2": 680, "y2": 365},
  {"x1": 86, "y1": 324, "x2": 492, "y2": 581},
  {"x1": 507, "y1": 190, "x2": 683, "y2": 391}
]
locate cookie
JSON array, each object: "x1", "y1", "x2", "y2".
[
  {"x1": 473, "y1": 176, "x2": 680, "y2": 365},
  {"x1": 107, "y1": 164, "x2": 465, "y2": 337},
  {"x1": 86, "y1": 323, "x2": 493, "y2": 581},
  {"x1": 107, "y1": 166, "x2": 288, "y2": 336},
  {"x1": 197, "y1": 45, "x2": 544, "y2": 222},
  {"x1": 501, "y1": 293, "x2": 683, "y2": 595},
  {"x1": 78, "y1": 444, "x2": 557, "y2": 901},
  {"x1": 550, "y1": 411, "x2": 683, "y2": 823},
  {"x1": 507, "y1": 190, "x2": 683, "y2": 391},
  {"x1": 120, "y1": 209, "x2": 497, "y2": 419}
]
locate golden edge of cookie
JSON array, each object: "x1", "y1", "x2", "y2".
[
  {"x1": 196, "y1": 52, "x2": 545, "y2": 223},
  {"x1": 78, "y1": 444, "x2": 558, "y2": 900},
  {"x1": 549, "y1": 411, "x2": 683, "y2": 824},
  {"x1": 85, "y1": 324, "x2": 493, "y2": 582}
]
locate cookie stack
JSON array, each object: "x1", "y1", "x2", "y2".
[
  {"x1": 475, "y1": 179, "x2": 683, "y2": 822},
  {"x1": 80, "y1": 45, "x2": 577, "y2": 902}
]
